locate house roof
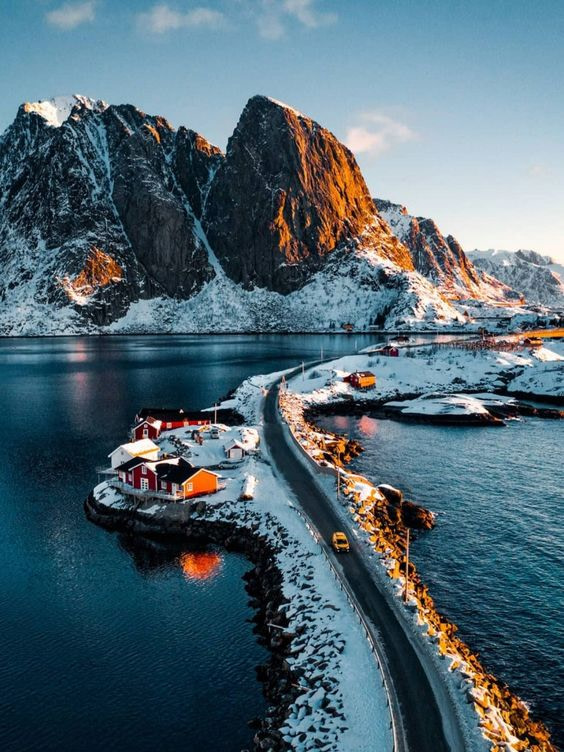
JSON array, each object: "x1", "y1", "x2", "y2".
[
  {"x1": 115, "y1": 456, "x2": 147, "y2": 473},
  {"x1": 136, "y1": 417, "x2": 162, "y2": 429},
  {"x1": 150, "y1": 457, "x2": 218, "y2": 485},
  {"x1": 354, "y1": 371, "x2": 376, "y2": 378},
  {"x1": 109, "y1": 438, "x2": 160, "y2": 459},
  {"x1": 226, "y1": 441, "x2": 246, "y2": 452},
  {"x1": 137, "y1": 407, "x2": 211, "y2": 422}
]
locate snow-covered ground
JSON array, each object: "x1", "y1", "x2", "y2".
[
  {"x1": 156, "y1": 424, "x2": 259, "y2": 467},
  {"x1": 289, "y1": 341, "x2": 564, "y2": 406}
]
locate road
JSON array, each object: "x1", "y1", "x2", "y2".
[{"x1": 263, "y1": 376, "x2": 468, "y2": 752}]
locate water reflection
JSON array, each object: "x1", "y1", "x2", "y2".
[{"x1": 180, "y1": 552, "x2": 223, "y2": 581}]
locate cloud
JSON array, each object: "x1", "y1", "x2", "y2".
[
  {"x1": 252, "y1": 0, "x2": 336, "y2": 40},
  {"x1": 527, "y1": 163, "x2": 551, "y2": 178},
  {"x1": 136, "y1": 4, "x2": 225, "y2": 34},
  {"x1": 45, "y1": 1, "x2": 96, "y2": 30},
  {"x1": 345, "y1": 113, "x2": 418, "y2": 157},
  {"x1": 283, "y1": 0, "x2": 337, "y2": 28}
]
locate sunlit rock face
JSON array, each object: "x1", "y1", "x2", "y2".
[
  {"x1": 204, "y1": 95, "x2": 413, "y2": 293},
  {"x1": 374, "y1": 199, "x2": 514, "y2": 300}
]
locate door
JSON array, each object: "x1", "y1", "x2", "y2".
[{"x1": 140, "y1": 478, "x2": 149, "y2": 492}]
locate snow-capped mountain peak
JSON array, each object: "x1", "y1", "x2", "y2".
[
  {"x1": 468, "y1": 249, "x2": 564, "y2": 306},
  {"x1": 22, "y1": 94, "x2": 107, "y2": 127}
]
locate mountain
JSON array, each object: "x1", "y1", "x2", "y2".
[
  {"x1": 204, "y1": 96, "x2": 413, "y2": 293},
  {"x1": 374, "y1": 199, "x2": 514, "y2": 300},
  {"x1": 0, "y1": 93, "x2": 509, "y2": 334},
  {"x1": 468, "y1": 249, "x2": 564, "y2": 307}
]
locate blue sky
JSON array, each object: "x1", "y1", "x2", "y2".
[{"x1": 1, "y1": 0, "x2": 563, "y2": 260}]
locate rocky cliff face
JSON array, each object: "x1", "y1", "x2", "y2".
[
  {"x1": 374, "y1": 199, "x2": 513, "y2": 300},
  {"x1": 0, "y1": 95, "x2": 219, "y2": 324},
  {"x1": 468, "y1": 249, "x2": 564, "y2": 307},
  {"x1": 204, "y1": 96, "x2": 412, "y2": 293}
]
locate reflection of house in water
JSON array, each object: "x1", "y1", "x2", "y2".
[{"x1": 180, "y1": 551, "x2": 222, "y2": 581}]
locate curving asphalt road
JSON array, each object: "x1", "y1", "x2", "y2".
[{"x1": 263, "y1": 375, "x2": 468, "y2": 752}]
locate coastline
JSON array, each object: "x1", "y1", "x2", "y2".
[
  {"x1": 83, "y1": 338, "x2": 561, "y2": 751},
  {"x1": 85, "y1": 425, "x2": 394, "y2": 752},
  {"x1": 278, "y1": 350, "x2": 561, "y2": 751}
]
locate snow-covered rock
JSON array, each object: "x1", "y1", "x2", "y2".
[{"x1": 468, "y1": 249, "x2": 564, "y2": 307}]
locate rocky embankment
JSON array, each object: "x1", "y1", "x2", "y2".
[
  {"x1": 85, "y1": 491, "x2": 299, "y2": 751},
  {"x1": 85, "y1": 472, "x2": 387, "y2": 751},
  {"x1": 279, "y1": 388, "x2": 556, "y2": 752}
]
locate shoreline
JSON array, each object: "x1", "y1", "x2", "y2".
[
  {"x1": 279, "y1": 380, "x2": 558, "y2": 751},
  {"x1": 84, "y1": 491, "x2": 301, "y2": 751}
]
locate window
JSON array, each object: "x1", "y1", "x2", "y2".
[
  {"x1": 161, "y1": 481, "x2": 167, "y2": 490},
  {"x1": 167, "y1": 422, "x2": 172, "y2": 429},
  {"x1": 143, "y1": 428, "x2": 148, "y2": 438},
  {"x1": 127, "y1": 473, "x2": 132, "y2": 482},
  {"x1": 140, "y1": 478, "x2": 149, "y2": 491},
  {"x1": 186, "y1": 482, "x2": 193, "y2": 493},
  {"x1": 142, "y1": 465, "x2": 147, "y2": 475}
]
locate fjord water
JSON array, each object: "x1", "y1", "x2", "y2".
[
  {"x1": 318, "y1": 413, "x2": 564, "y2": 746},
  {"x1": 0, "y1": 334, "x2": 374, "y2": 752}
]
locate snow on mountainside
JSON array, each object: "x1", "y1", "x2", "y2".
[
  {"x1": 468, "y1": 250, "x2": 564, "y2": 307},
  {"x1": 0, "y1": 92, "x2": 532, "y2": 335},
  {"x1": 23, "y1": 95, "x2": 108, "y2": 127},
  {"x1": 374, "y1": 199, "x2": 516, "y2": 301}
]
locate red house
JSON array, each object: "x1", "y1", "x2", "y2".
[
  {"x1": 116, "y1": 456, "x2": 219, "y2": 500},
  {"x1": 132, "y1": 417, "x2": 162, "y2": 441},
  {"x1": 379, "y1": 345, "x2": 399, "y2": 357},
  {"x1": 343, "y1": 371, "x2": 376, "y2": 389},
  {"x1": 136, "y1": 407, "x2": 211, "y2": 431}
]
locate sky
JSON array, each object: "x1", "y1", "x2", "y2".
[{"x1": 1, "y1": 0, "x2": 563, "y2": 261}]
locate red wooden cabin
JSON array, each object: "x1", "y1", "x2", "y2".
[
  {"x1": 116, "y1": 456, "x2": 219, "y2": 499},
  {"x1": 132, "y1": 417, "x2": 162, "y2": 441},
  {"x1": 136, "y1": 407, "x2": 211, "y2": 431}
]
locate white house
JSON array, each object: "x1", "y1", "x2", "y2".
[
  {"x1": 108, "y1": 438, "x2": 161, "y2": 469},
  {"x1": 225, "y1": 440, "x2": 246, "y2": 461}
]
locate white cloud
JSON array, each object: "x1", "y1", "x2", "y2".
[
  {"x1": 136, "y1": 4, "x2": 225, "y2": 34},
  {"x1": 283, "y1": 0, "x2": 337, "y2": 28},
  {"x1": 45, "y1": 1, "x2": 96, "y2": 30},
  {"x1": 345, "y1": 113, "x2": 418, "y2": 157},
  {"x1": 252, "y1": 0, "x2": 336, "y2": 39},
  {"x1": 527, "y1": 163, "x2": 551, "y2": 178}
]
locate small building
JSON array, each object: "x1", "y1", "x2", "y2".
[
  {"x1": 132, "y1": 417, "x2": 162, "y2": 442},
  {"x1": 109, "y1": 438, "x2": 160, "y2": 469},
  {"x1": 379, "y1": 345, "x2": 399, "y2": 357},
  {"x1": 225, "y1": 441, "x2": 246, "y2": 461},
  {"x1": 344, "y1": 371, "x2": 376, "y2": 389},
  {"x1": 522, "y1": 337, "x2": 543, "y2": 348},
  {"x1": 135, "y1": 407, "x2": 211, "y2": 431},
  {"x1": 116, "y1": 456, "x2": 219, "y2": 499}
]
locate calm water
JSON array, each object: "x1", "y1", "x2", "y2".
[
  {"x1": 0, "y1": 334, "x2": 375, "y2": 752},
  {"x1": 318, "y1": 413, "x2": 564, "y2": 746}
]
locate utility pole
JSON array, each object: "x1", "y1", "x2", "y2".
[{"x1": 404, "y1": 528, "x2": 410, "y2": 603}]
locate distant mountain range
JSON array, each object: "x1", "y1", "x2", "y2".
[
  {"x1": 468, "y1": 249, "x2": 564, "y2": 308},
  {"x1": 0, "y1": 93, "x2": 529, "y2": 334}
]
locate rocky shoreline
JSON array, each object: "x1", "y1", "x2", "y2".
[
  {"x1": 279, "y1": 388, "x2": 557, "y2": 751},
  {"x1": 85, "y1": 491, "x2": 300, "y2": 752}
]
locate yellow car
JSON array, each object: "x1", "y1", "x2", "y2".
[{"x1": 331, "y1": 531, "x2": 350, "y2": 553}]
